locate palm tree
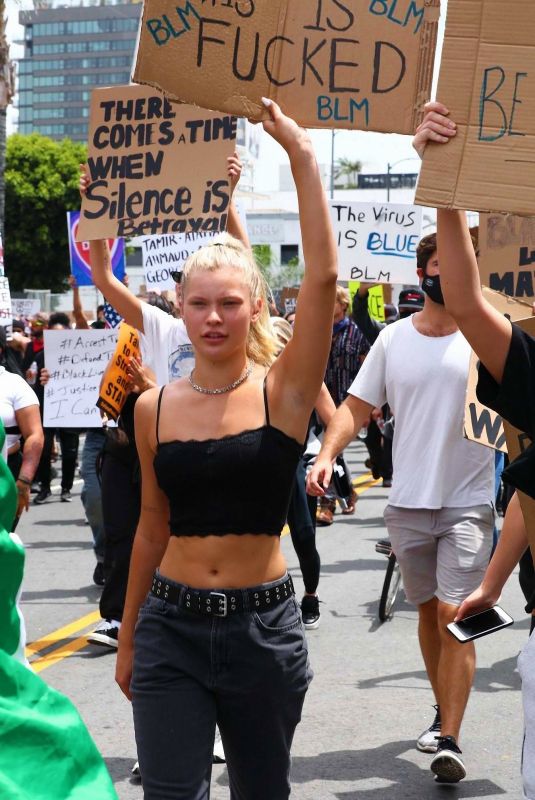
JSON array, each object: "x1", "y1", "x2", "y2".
[
  {"x1": 0, "y1": 0, "x2": 15, "y2": 246},
  {"x1": 335, "y1": 157, "x2": 363, "y2": 189}
]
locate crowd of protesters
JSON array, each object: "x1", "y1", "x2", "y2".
[{"x1": 1, "y1": 99, "x2": 535, "y2": 800}]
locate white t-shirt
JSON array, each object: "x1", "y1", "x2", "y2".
[
  {"x1": 140, "y1": 303, "x2": 193, "y2": 386},
  {"x1": 0, "y1": 366, "x2": 40, "y2": 451},
  {"x1": 348, "y1": 317, "x2": 494, "y2": 509}
]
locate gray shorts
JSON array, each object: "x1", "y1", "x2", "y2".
[{"x1": 383, "y1": 504, "x2": 494, "y2": 607}]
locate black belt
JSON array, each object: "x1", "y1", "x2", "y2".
[{"x1": 150, "y1": 574, "x2": 294, "y2": 617}]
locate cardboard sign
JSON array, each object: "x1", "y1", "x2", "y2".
[
  {"x1": 416, "y1": 0, "x2": 535, "y2": 215},
  {"x1": 133, "y1": 0, "x2": 440, "y2": 134},
  {"x1": 43, "y1": 329, "x2": 118, "y2": 427},
  {"x1": 97, "y1": 323, "x2": 140, "y2": 421},
  {"x1": 464, "y1": 288, "x2": 531, "y2": 452},
  {"x1": 0, "y1": 277, "x2": 12, "y2": 328},
  {"x1": 77, "y1": 84, "x2": 236, "y2": 240},
  {"x1": 330, "y1": 201, "x2": 422, "y2": 283},
  {"x1": 67, "y1": 211, "x2": 125, "y2": 286},
  {"x1": 280, "y1": 287, "x2": 300, "y2": 316},
  {"x1": 348, "y1": 281, "x2": 386, "y2": 322},
  {"x1": 135, "y1": 232, "x2": 218, "y2": 292},
  {"x1": 479, "y1": 213, "x2": 535, "y2": 301}
]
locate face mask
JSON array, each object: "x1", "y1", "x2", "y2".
[{"x1": 421, "y1": 273, "x2": 445, "y2": 306}]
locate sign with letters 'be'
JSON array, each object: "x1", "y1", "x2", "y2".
[
  {"x1": 330, "y1": 201, "x2": 422, "y2": 283},
  {"x1": 77, "y1": 84, "x2": 236, "y2": 241},
  {"x1": 416, "y1": 0, "x2": 535, "y2": 215},
  {"x1": 133, "y1": 0, "x2": 440, "y2": 134}
]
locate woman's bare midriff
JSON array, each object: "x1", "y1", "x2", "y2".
[{"x1": 159, "y1": 534, "x2": 287, "y2": 589}]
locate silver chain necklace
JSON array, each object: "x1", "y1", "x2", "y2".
[{"x1": 188, "y1": 361, "x2": 253, "y2": 396}]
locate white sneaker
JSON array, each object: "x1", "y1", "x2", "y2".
[
  {"x1": 87, "y1": 619, "x2": 121, "y2": 649},
  {"x1": 213, "y1": 728, "x2": 226, "y2": 763},
  {"x1": 131, "y1": 761, "x2": 140, "y2": 777},
  {"x1": 416, "y1": 705, "x2": 441, "y2": 753},
  {"x1": 430, "y1": 736, "x2": 466, "y2": 783}
]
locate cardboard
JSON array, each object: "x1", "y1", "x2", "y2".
[
  {"x1": 479, "y1": 213, "x2": 535, "y2": 301},
  {"x1": 43, "y1": 329, "x2": 118, "y2": 427},
  {"x1": 503, "y1": 316, "x2": 535, "y2": 562},
  {"x1": 97, "y1": 323, "x2": 141, "y2": 421},
  {"x1": 464, "y1": 288, "x2": 531, "y2": 452},
  {"x1": 330, "y1": 200, "x2": 422, "y2": 283},
  {"x1": 78, "y1": 84, "x2": 236, "y2": 240},
  {"x1": 280, "y1": 287, "x2": 299, "y2": 316},
  {"x1": 133, "y1": 0, "x2": 440, "y2": 134},
  {"x1": 416, "y1": 0, "x2": 535, "y2": 215}
]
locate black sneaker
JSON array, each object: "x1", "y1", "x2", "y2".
[
  {"x1": 34, "y1": 488, "x2": 51, "y2": 505},
  {"x1": 60, "y1": 489, "x2": 72, "y2": 502},
  {"x1": 301, "y1": 595, "x2": 321, "y2": 630},
  {"x1": 430, "y1": 736, "x2": 466, "y2": 783},
  {"x1": 93, "y1": 562, "x2": 105, "y2": 586},
  {"x1": 87, "y1": 619, "x2": 120, "y2": 648}
]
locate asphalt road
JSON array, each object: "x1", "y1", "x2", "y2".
[{"x1": 19, "y1": 440, "x2": 528, "y2": 800}]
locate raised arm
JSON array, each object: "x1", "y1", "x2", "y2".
[
  {"x1": 265, "y1": 101, "x2": 338, "y2": 419},
  {"x1": 68, "y1": 274, "x2": 89, "y2": 330},
  {"x1": 414, "y1": 103, "x2": 511, "y2": 384},
  {"x1": 226, "y1": 152, "x2": 251, "y2": 251},
  {"x1": 307, "y1": 395, "x2": 373, "y2": 496}
]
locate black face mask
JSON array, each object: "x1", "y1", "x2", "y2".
[{"x1": 421, "y1": 273, "x2": 445, "y2": 306}]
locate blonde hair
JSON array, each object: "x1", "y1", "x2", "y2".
[
  {"x1": 336, "y1": 285, "x2": 350, "y2": 313},
  {"x1": 270, "y1": 316, "x2": 293, "y2": 354},
  {"x1": 181, "y1": 234, "x2": 278, "y2": 367}
]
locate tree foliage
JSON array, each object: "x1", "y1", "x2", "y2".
[{"x1": 5, "y1": 134, "x2": 87, "y2": 291}]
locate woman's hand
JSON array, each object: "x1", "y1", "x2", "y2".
[
  {"x1": 413, "y1": 101, "x2": 457, "y2": 159},
  {"x1": 227, "y1": 151, "x2": 243, "y2": 196},
  {"x1": 454, "y1": 583, "x2": 500, "y2": 623},
  {"x1": 116, "y1": 635, "x2": 134, "y2": 701},
  {"x1": 40, "y1": 368, "x2": 50, "y2": 387},
  {"x1": 126, "y1": 357, "x2": 156, "y2": 394},
  {"x1": 15, "y1": 480, "x2": 31, "y2": 515},
  {"x1": 79, "y1": 164, "x2": 90, "y2": 198},
  {"x1": 259, "y1": 98, "x2": 311, "y2": 157},
  {"x1": 306, "y1": 456, "x2": 334, "y2": 497}
]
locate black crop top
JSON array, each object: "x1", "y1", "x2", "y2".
[{"x1": 153, "y1": 382, "x2": 303, "y2": 537}]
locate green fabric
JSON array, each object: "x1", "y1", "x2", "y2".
[
  {"x1": 0, "y1": 650, "x2": 118, "y2": 799},
  {"x1": 0, "y1": 419, "x2": 23, "y2": 655},
  {"x1": 0, "y1": 420, "x2": 118, "y2": 799}
]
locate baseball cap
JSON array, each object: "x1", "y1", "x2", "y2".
[{"x1": 398, "y1": 288, "x2": 425, "y2": 314}]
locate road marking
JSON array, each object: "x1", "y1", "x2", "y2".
[
  {"x1": 32, "y1": 635, "x2": 93, "y2": 674},
  {"x1": 28, "y1": 472, "x2": 384, "y2": 673},
  {"x1": 26, "y1": 610, "x2": 101, "y2": 659}
]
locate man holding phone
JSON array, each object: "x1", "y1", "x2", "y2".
[{"x1": 307, "y1": 232, "x2": 495, "y2": 785}]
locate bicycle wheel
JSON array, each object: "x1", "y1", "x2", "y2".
[{"x1": 378, "y1": 553, "x2": 402, "y2": 622}]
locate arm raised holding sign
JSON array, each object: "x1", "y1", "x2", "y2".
[
  {"x1": 80, "y1": 152, "x2": 247, "y2": 334},
  {"x1": 413, "y1": 102, "x2": 512, "y2": 386}
]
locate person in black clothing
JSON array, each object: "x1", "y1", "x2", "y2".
[
  {"x1": 33, "y1": 312, "x2": 80, "y2": 504},
  {"x1": 414, "y1": 99, "x2": 535, "y2": 800}
]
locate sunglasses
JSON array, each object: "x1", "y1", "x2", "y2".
[{"x1": 170, "y1": 271, "x2": 183, "y2": 284}]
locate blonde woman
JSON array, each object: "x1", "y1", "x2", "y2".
[{"x1": 105, "y1": 102, "x2": 336, "y2": 799}]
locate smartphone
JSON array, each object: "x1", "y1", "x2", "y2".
[{"x1": 447, "y1": 606, "x2": 514, "y2": 643}]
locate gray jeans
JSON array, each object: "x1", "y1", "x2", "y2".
[{"x1": 131, "y1": 572, "x2": 312, "y2": 800}]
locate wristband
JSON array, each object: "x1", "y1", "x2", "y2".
[{"x1": 17, "y1": 476, "x2": 32, "y2": 486}]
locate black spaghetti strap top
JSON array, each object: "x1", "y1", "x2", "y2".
[{"x1": 153, "y1": 381, "x2": 303, "y2": 537}]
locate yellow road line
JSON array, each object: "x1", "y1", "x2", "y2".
[
  {"x1": 25, "y1": 610, "x2": 101, "y2": 659},
  {"x1": 32, "y1": 635, "x2": 92, "y2": 674},
  {"x1": 28, "y1": 471, "x2": 383, "y2": 672}
]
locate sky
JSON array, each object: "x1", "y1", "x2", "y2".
[{"x1": 5, "y1": 0, "x2": 447, "y2": 192}]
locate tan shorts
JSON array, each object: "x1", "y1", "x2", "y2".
[{"x1": 383, "y1": 504, "x2": 494, "y2": 607}]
